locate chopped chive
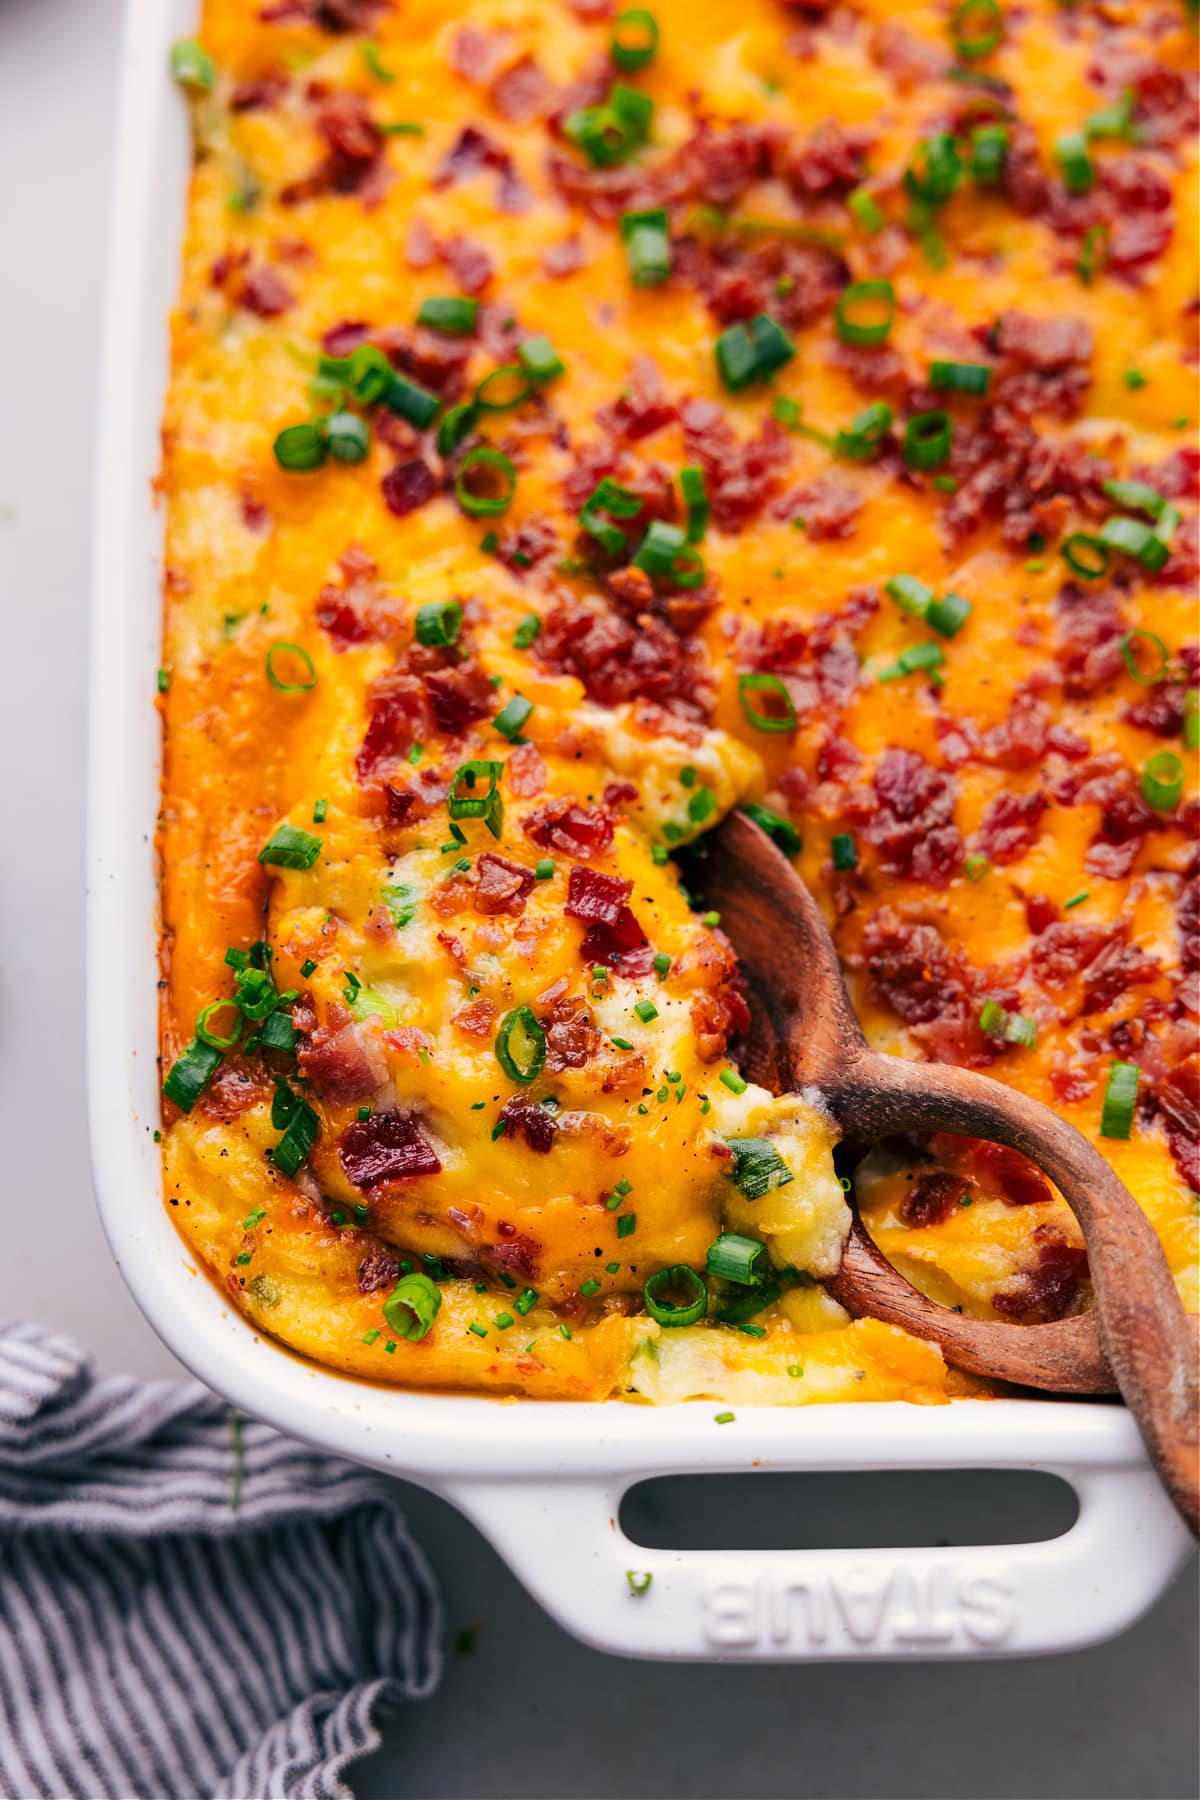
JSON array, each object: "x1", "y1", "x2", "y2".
[
  {"x1": 847, "y1": 187, "x2": 885, "y2": 234},
  {"x1": 493, "y1": 694, "x2": 534, "y2": 741},
  {"x1": 518, "y1": 335, "x2": 566, "y2": 384},
  {"x1": 617, "y1": 1213, "x2": 636, "y2": 1238},
  {"x1": 418, "y1": 295, "x2": 479, "y2": 335},
  {"x1": 258, "y1": 824, "x2": 322, "y2": 870},
  {"x1": 513, "y1": 612, "x2": 542, "y2": 649},
  {"x1": 719, "y1": 1069, "x2": 747, "y2": 1095},
  {"x1": 580, "y1": 1278, "x2": 601, "y2": 1298},
  {"x1": 312, "y1": 797, "x2": 328, "y2": 824},
  {"x1": 964, "y1": 853, "x2": 990, "y2": 881},
  {"x1": 834, "y1": 279, "x2": 895, "y2": 347},
  {"x1": 621, "y1": 207, "x2": 672, "y2": 287},
  {"x1": 611, "y1": 1036, "x2": 634, "y2": 1052},
  {"x1": 653, "y1": 952, "x2": 671, "y2": 977},
  {"x1": 1055, "y1": 129, "x2": 1094, "y2": 194},
  {"x1": 714, "y1": 1412, "x2": 735, "y2": 1424},
  {"x1": 634, "y1": 1000, "x2": 659, "y2": 1023},
  {"x1": 830, "y1": 832, "x2": 857, "y2": 871}
]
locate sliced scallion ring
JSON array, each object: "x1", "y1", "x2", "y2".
[
  {"x1": 454, "y1": 446, "x2": 517, "y2": 517},
  {"x1": 951, "y1": 0, "x2": 1003, "y2": 59},
  {"x1": 162, "y1": 1037, "x2": 223, "y2": 1112},
  {"x1": 495, "y1": 1005, "x2": 547, "y2": 1084},
  {"x1": 738, "y1": 672, "x2": 797, "y2": 734},
  {"x1": 680, "y1": 465, "x2": 709, "y2": 543},
  {"x1": 1119, "y1": 629, "x2": 1169, "y2": 685},
  {"x1": 195, "y1": 999, "x2": 244, "y2": 1051},
  {"x1": 903, "y1": 410, "x2": 952, "y2": 470},
  {"x1": 382, "y1": 1272, "x2": 442, "y2": 1342},
  {"x1": 414, "y1": 599, "x2": 463, "y2": 649},
  {"x1": 265, "y1": 642, "x2": 318, "y2": 692},
  {"x1": 742, "y1": 802, "x2": 801, "y2": 856},
  {"x1": 643, "y1": 1264, "x2": 707, "y2": 1327},
  {"x1": 705, "y1": 1233, "x2": 768, "y2": 1287},
  {"x1": 611, "y1": 7, "x2": 659, "y2": 70},
  {"x1": 324, "y1": 411, "x2": 370, "y2": 464},
  {"x1": 1142, "y1": 750, "x2": 1184, "y2": 813},
  {"x1": 834, "y1": 400, "x2": 894, "y2": 462},
  {"x1": 474, "y1": 365, "x2": 534, "y2": 413},
  {"x1": 273, "y1": 423, "x2": 327, "y2": 473},
  {"x1": 1061, "y1": 532, "x2": 1109, "y2": 579},
  {"x1": 725, "y1": 1137, "x2": 794, "y2": 1200},
  {"x1": 1100, "y1": 1059, "x2": 1140, "y2": 1140},
  {"x1": 834, "y1": 279, "x2": 895, "y2": 346}
]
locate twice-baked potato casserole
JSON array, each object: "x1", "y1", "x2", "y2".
[{"x1": 158, "y1": 0, "x2": 1198, "y2": 1404}]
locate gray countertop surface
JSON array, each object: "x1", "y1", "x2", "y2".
[{"x1": 0, "y1": 1, "x2": 1193, "y2": 1794}]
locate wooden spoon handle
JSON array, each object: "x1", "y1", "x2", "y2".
[
  {"x1": 828, "y1": 1052, "x2": 1199, "y2": 1534},
  {"x1": 830, "y1": 1216, "x2": 1115, "y2": 1394}
]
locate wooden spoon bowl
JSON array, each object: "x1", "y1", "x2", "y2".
[{"x1": 699, "y1": 811, "x2": 1199, "y2": 1534}]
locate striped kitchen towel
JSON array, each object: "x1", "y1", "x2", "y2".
[{"x1": 0, "y1": 1322, "x2": 443, "y2": 1800}]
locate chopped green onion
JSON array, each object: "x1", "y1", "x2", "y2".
[
  {"x1": 905, "y1": 133, "x2": 962, "y2": 206},
  {"x1": 878, "y1": 642, "x2": 946, "y2": 684},
  {"x1": 679, "y1": 465, "x2": 709, "y2": 543},
  {"x1": 725, "y1": 1137, "x2": 793, "y2": 1200},
  {"x1": 162, "y1": 1038, "x2": 222, "y2": 1112},
  {"x1": 834, "y1": 279, "x2": 895, "y2": 347},
  {"x1": 1098, "y1": 514, "x2": 1169, "y2": 573},
  {"x1": 964, "y1": 853, "x2": 990, "y2": 881},
  {"x1": 1142, "y1": 750, "x2": 1184, "y2": 813},
  {"x1": 831, "y1": 832, "x2": 857, "y2": 871},
  {"x1": 847, "y1": 187, "x2": 885, "y2": 234},
  {"x1": 715, "y1": 1279, "x2": 780, "y2": 1326},
  {"x1": 493, "y1": 694, "x2": 533, "y2": 741},
  {"x1": 1055, "y1": 130, "x2": 1094, "y2": 194},
  {"x1": 621, "y1": 207, "x2": 672, "y2": 286},
  {"x1": 643, "y1": 1264, "x2": 707, "y2": 1327},
  {"x1": 259, "y1": 1010, "x2": 297, "y2": 1053},
  {"x1": 742, "y1": 803, "x2": 801, "y2": 856},
  {"x1": 360, "y1": 39, "x2": 395, "y2": 82},
  {"x1": 384, "y1": 373, "x2": 440, "y2": 430},
  {"x1": 1119, "y1": 629, "x2": 1169, "y2": 685},
  {"x1": 886, "y1": 573, "x2": 935, "y2": 619},
  {"x1": 495, "y1": 1005, "x2": 547, "y2": 1084},
  {"x1": 627, "y1": 1569, "x2": 652, "y2": 1594},
  {"x1": 617, "y1": 1213, "x2": 636, "y2": 1239},
  {"x1": 903, "y1": 410, "x2": 952, "y2": 471},
  {"x1": 930, "y1": 360, "x2": 991, "y2": 395},
  {"x1": 518, "y1": 335, "x2": 566, "y2": 384},
  {"x1": 738, "y1": 672, "x2": 797, "y2": 734},
  {"x1": 705, "y1": 1232, "x2": 768, "y2": 1286},
  {"x1": 170, "y1": 37, "x2": 217, "y2": 93},
  {"x1": 1103, "y1": 478, "x2": 1167, "y2": 520},
  {"x1": 714, "y1": 314, "x2": 795, "y2": 392},
  {"x1": 632, "y1": 519, "x2": 705, "y2": 588},
  {"x1": 448, "y1": 759, "x2": 504, "y2": 839},
  {"x1": 1064, "y1": 890, "x2": 1089, "y2": 910},
  {"x1": 324, "y1": 411, "x2": 370, "y2": 464},
  {"x1": 335, "y1": 344, "x2": 391, "y2": 405},
  {"x1": 951, "y1": 0, "x2": 1003, "y2": 59},
  {"x1": 534, "y1": 859, "x2": 555, "y2": 883},
  {"x1": 579, "y1": 476, "x2": 643, "y2": 555},
  {"x1": 414, "y1": 598, "x2": 463, "y2": 649},
  {"x1": 468, "y1": 1322, "x2": 488, "y2": 1339},
  {"x1": 1078, "y1": 223, "x2": 1110, "y2": 286},
  {"x1": 455, "y1": 446, "x2": 517, "y2": 517},
  {"x1": 269, "y1": 1088, "x2": 319, "y2": 1177},
  {"x1": 418, "y1": 295, "x2": 479, "y2": 336},
  {"x1": 834, "y1": 401, "x2": 893, "y2": 462},
  {"x1": 926, "y1": 590, "x2": 972, "y2": 637},
  {"x1": 719, "y1": 1069, "x2": 747, "y2": 1095},
  {"x1": 1100, "y1": 1060, "x2": 1140, "y2": 1140},
  {"x1": 563, "y1": 83, "x2": 653, "y2": 167},
  {"x1": 258, "y1": 824, "x2": 322, "y2": 870},
  {"x1": 1124, "y1": 368, "x2": 1148, "y2": 391},
  {"x1": 437, "y1": 403, "x2": 477, "y2": 457},
  {"x1": 265, "y1": 642, "x2": 317, "y2": 692},
  {"x1": 515, "y1": 1286, "x2": 539, "y2": 1317},
  {"x1": 273, "y1": 423, "x2": 326, "y2": 473},
  {"x1": 979, "y1": 999, "x2": 1037, "y2": 1048},
  {"x1": 580, "y1": 1278, "x2": 601, "y2": 1298},
  {"x1": 1085, "y1": 88, "x2": 1137, "y2": 143},
  {"x1": 1184, "y1": 689, "x2": 1199, "y2": 752},
  {"x1": 383, "y1": 1272, "x2": 442, "y2": 1342},
  {"x1": 513, "y1": 612, "x2": 542, "y2": 649},
  {"x1": 611, "y1": 7, "x2": 659, "y2": 69},
  {"x1": 634, "y1": 1000, "x2": 659, "y2": 1024},
  {"x1": 970, "y1": 122, "x2": 1008, "y2": 184},
  {"x1": 1061, "y1": 533, "x2": 1109, "y2": 579}
]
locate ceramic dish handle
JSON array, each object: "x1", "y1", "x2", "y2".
[{"x1": 444, "y1": 1457, "x2": 1190, "y2": 1661}]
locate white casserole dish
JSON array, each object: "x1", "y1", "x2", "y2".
[{"x1": 87, "y1": 0, "x2": 1193, "y2": 1661}]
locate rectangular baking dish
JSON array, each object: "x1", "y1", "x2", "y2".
[{"x1": 86, "y1": 0, "x2": 1193, "y2": 1662}]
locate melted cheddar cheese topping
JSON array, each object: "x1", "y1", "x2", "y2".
[{"x1": 159, "y1": 0, "x2": 1197, "y2": 1404}]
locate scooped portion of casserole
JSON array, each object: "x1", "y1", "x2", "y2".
[{"x1": 158, "y1": 0, "x2": 1197, "y2": 1402}]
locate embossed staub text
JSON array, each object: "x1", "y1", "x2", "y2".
[{"x1": 700, "y1": 1562, "x2": 1016, "y2": 1652}]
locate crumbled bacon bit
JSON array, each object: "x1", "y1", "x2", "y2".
[
  {"x1": 237, "y1": 264, "x2": 295, "y2": 317},
  {"x1": 357, "y1": 1241, "x2": 401, "y2": 1294},
  {"x1": 452, "y1": 997, "x2": 496, "y2": 1037},
  {"x1": 498, "y1": 1095, "x2": 556, "y2": 1154},
  {"x1": 864, "y1": 749, "x2": 964, "y2": 887},
  {"x1": 475, "y1": 853, "x2": 536, "y2": 916},
  {"x1": 992, "y1": 1225, "x2": 1088, "y2": 1324},
  {"x1": 898, "y1": 1172, "x2": 965, "y2": 1229},
  {"x1": 542, "y1": 236, "x2": 587, "y2": 279},
  {"x1": 339, "y1": 1110, "x2": 442, "y2": 1187},
  {"x1": 596, "y1": 356, "x2": 676, "y2": 442},
  {"x1": 543, "y1": 997, "x2": 601, "y2": 1072},
  {"x1": 1159, "y1": 1055, "x2": 1200, "y2": 1192},
  {"x1": 523, "y1": 796, "x2": 616, "y2": 859},
  {"x1": 490, "y1": 54, "x2": 551, "y2": 123},
  {"x1": 382, "y1": 459, "x2": 438, "y2": 517},
  {"x1": 199, "y1": 1064, "x2": 274, "y2": 1122},
  {"x1": 783, "y1": 118, "x2": 870, "y2": 197},
  {"x1": 434, "y1": 125, "x2": 531, "y2": 214},
  {"x1": 536, "y1": 597, "x2": 711, "y2": 722},
  {"x1": 424, "y1": 665, "x2": 493, "y2": 735},
  {"x1": 440, "y1": 234, "x2": 494, "y2": 295},
  {"x1": 299, "y1": 1018, "x2": 387, "y2": 1105},
  {"x1": 565, "y1": 866, "x2": 631, "y2": 926},
  {"x1": 772, "y1": 476, "x2": 862, "y2": 541},
  {"x1": 972, "y1": 790, "x2": 1047, "y2": 867},
  {"x1": 500, "y1": 743, "x2": 544, "y2": 801}
]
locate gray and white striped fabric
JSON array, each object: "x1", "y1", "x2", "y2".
[{"x1": 0, "y1": 1323, "x2": 443, "y2": 1800}]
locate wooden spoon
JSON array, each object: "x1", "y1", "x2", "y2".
[{"x1": 700, "y1": 810, "x2": 1199, "y2": 1534}]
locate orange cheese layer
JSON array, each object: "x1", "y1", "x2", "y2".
[{"x1": 159, "y1": 0, "x2": 1198, "y2": 1401}]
